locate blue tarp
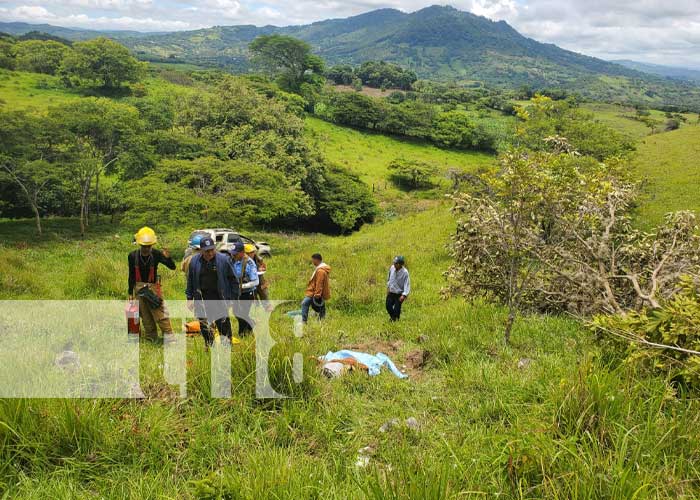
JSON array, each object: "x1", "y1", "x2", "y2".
[{"x1": 319, "y1": 350, "x2": 408, "y2": 379}]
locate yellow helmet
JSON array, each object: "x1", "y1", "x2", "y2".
[
  {"x1": 134, "y1": 227, "x2": 157, "y2": 246},
  {"x1": 244, "y1": 243, "x2": 256, "y2": 254}
]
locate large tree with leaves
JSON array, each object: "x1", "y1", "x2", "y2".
[
  {"x1": 60, "y1": 37, "x2": 142, "y2": 89},
  {"x1": 49, "y1": 98, "x2": 143, "y2": 235},
  {"x1": 0, "y1": 111, "x2": 65, "y2": 234},
  {"x1": 249, "y1": 35, "x2": 324, "y2": 92}
]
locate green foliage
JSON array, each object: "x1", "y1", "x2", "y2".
[
  {"x1": 387, "y1": 158, "x2": 438, "y2": 189},
  {"x1": 0, "y1": 39, "x2": 15, "y2": 70},
  {"x1": 249, "y1": 34, "x2": 324, "y2": 93},
  {"x1": 355, "y1": 60, "x2": 417, "y2": 90},
  {"x1": 515, "y1": 95, "x2": 635, "y2": 160},
  {"x1": 123, "y1": 157, "x2": 313, "y2": 227},
  {"x1": 430, "y1": 111, "x2": 477, "y2": 148},
  {"x1": 14, "y1": 40, "x2": 70, "y2": 75},
  {"x1": 309, "y1": 164, "x2": 377, "y2": 233},
  {"x1": 594, "y1": 277, "x2": 700, "y2": 387},
  {"x1": 316, "y1": 89, "x2": 499, "y2": 152},
  {"x1": 325, "y1": 64, "x2": 354, "y2": 85},
  {"x1": 59, "y1": 37, "x2": 142, "y2": 89}
]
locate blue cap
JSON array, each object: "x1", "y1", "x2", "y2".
[
  {"x1": 200, "y1": 237, "x2": 216, "y2": 250},
  {"x1": 230, "y1": 241, "x2": 245, "y2": 254}
]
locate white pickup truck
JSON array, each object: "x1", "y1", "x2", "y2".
[{"x1": 184, "y1": 228, "x2": 271, "y2": 257}]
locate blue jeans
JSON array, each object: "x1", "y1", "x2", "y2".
[{"x1": 301, "y1": 296, "x2": 326, "y2": 322}]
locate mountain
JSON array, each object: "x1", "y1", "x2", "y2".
[
  {"x1": 0, "y1": 21, "x2": 153, "y2": 40},
  {"x1": 612, "y1": 60, "x2": 700, "y2": 83},
  {"x1": 2, "y1": 6, "x2": 700, "y2": 109}
]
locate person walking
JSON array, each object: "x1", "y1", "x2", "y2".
[
  {"x1": 185, "y1": 237, "x2": 237, "y2": 346},
  {"x1": 301, "y1": 253, "x2": 331, "y2": 323},
  {"x1": 128, "y1": 227, "x2": 176, "y2": 341},
  {"x1": 230, "y1": 242, "x2": 259, "y2": 336},
  {"x1": 386, "y1": 255, "x2": 410, "y2": 321}
]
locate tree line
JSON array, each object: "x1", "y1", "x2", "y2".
[{"x1": 0, "y1": 35, "x2": 377, "y2": 235}]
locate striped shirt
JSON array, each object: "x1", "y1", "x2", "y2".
[{"x1": 387, "y1": 266, "x2": 411, "y2": 296}]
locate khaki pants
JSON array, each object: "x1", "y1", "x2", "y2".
[{"x1": 134, "y1": 282, "x2": 173, "y2": 339}]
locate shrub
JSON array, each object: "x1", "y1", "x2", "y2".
[
  {"x1": 387, "y1": 158, "x2": 438, "y2": 190},
  {"x1": 593, "y1": 277, "x2": 700, "y2": 388}
]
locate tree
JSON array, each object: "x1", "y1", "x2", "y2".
[
  {"x1": 326, "y1": 65, "x2": 355, "y2": 85},
  {"x1": 50, "y1": 98, "x2": 142, "y2": 235},
  {"x1": 515, "y1": 95, "x2": 634, "y2": 160},
  {"x1": 0, "y1": 38, "x2": 15, "y2": 70},
  {"x1": 447, "y1": 144, "x2": 700, "y2": 343},
  {"x1": 387, "y1": 158, "x2": 438, "y2": 189},
  {"x1": 430, "y1": 111, "x2": 477, "y2": 148},
  {"x1": 14, "y1": 40, "x2": 70, "y2": 75},
  {"x1": 0, "y1": 111, "x2": 64, "y2": 234},
  {"x1": 60, "y1": 37, "x2": 142, "y2": 89},
  {"x1": 249, "y1": 35, "x2": 324, "y2": 92}
]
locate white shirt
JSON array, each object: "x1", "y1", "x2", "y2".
[{"x1": 387, "y1": 266, "x2": 410, "y2": 296}]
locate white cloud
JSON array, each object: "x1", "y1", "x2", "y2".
[{"x1": 0, "y1": 5, "x2": 192, "y2": 30}]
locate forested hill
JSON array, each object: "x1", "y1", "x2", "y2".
[{"x1": 3, "y1": 5, "x2": 700, "y2": 109}]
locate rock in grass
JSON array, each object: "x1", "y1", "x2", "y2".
[
  {"x1": 355, "y1": 445, "x2": 375, "y2": 468},
  {"x1": 379, "y1": 418, "x2": 400, "y2": 433},
  {"x1": 405, "y1": 417, "x2": 420, "y2": 430},
  {"x1": 517, "y1": 358, "x2": 533, "y2": 369},
  {"x1": 54, "y1": 350, "x2": 80, "y2": 370}
]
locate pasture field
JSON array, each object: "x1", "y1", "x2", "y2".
[
  {"x1": 2, "y1": 205, "x2": 700, "y2": 498},
  {"x1": 633, "y1": 125, "x2": 700, "y2": 227}
]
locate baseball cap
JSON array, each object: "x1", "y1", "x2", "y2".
[
  {"x1": 393, "y1": 255, "x2": 405, "y2": 264},
  {"x1": 230, "y1": 241, "x2": 245, "y2": 254},
  {"x1": 200, "y1": 237, "x2": 216, "y2": 250}
]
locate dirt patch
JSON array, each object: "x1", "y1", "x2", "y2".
[
  {"x1": 405, "y1": 349, "x2": 431, "y2": 370},
  {"x1": 344, "y1": 339, "x2": 403, "y2": 354},
  {"x1": 332, "y1": 84, "x2": 395, "y2": 98}
]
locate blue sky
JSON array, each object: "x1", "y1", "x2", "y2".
[{"x1": 1, "y1": 0, "x2": 699, "y2": 68}]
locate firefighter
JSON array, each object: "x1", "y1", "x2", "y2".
[{"x1": 128, "y1": 227, "x2": 176, "y2": 341}]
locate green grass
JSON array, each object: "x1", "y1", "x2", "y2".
[
  {"x1": 0, "y1": 69, "x2": 82, "y2": 112},
  {"x1": 582, "y1": 102, "x2": 697, "y2": 140},
  {"x1": 2, "y1": 67, "x2": 700, "y2": 498},
  {"x1": 2, "y1": 206, "x2": 700, "y2": 498},
  {"x1": 305, "y1": 117, "x2": 494, "y2": 211},
  {"x1": 633, "y1": 125, "x2": 700, "y2": 227},
  {"x1": 0, "y1": 67, "x2": 206, "y2": 115}
]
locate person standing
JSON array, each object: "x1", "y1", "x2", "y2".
[
  {"x1": 386, "y1": 255, "x2": 410, "y2": 321},
  {"x1": 185, "y1": 237, "x2": 237, "y2": 346},
  {"x1": 180, "y1": 234, "x2": 203, "y2": 275},
  {"x1": 301, "y1": 253, "x2": 331, "y2": 323},
  {"x1": 246, "y1": 244, "x2": 270, "y2": 303},
  {"x1": 128, "y1": 227, "x2": 176, "y2": 341},
  {"x1": 230, "y1": 242, "x2": 259, "y2": 336}
]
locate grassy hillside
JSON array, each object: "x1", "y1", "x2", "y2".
[
  {"x1": 581, "y1": 102, "x2": 697, "y2": 140},
  {"x1": 633, "y1": 125, "x2": 700, "y2": 226},
  {"x1": 3, "y1": 204, "x2": 700, "y2": 498},
  {"x1": 305, "y1": 116, "x2": 494, "y2": 210},
  {"x1": 0, "y1": 69, "x2": 81, "y2": 111},
  {"x1": 2, "y1": 62, "x2": 700, "y2": 497}
]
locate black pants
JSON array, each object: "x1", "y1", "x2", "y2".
[
  {"x1": 232, "y1": 291, "x2": 255, "y2": 336},
  {"x1": 386, "y1": 292, "x2": 403, "y2": 321},
  {"x1": 198, "y1": 316, "x2": 232, "y2": 346},
  {"x1": 196, "y1": 291, "x2": 232, "y2": 346}
]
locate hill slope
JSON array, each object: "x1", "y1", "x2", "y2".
[
  {"x1": 2, "y1": 6, "x2": 700, "y2": 108},
  {"x1": 613, "y1": 60, "x2": 700, "y2": 83},
  {"x1": 634, "y1": 125, "x2": 700, "y2": 226}
]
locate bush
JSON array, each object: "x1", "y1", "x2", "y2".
[
  {"x1": 593, "y1": 277, "x2": 700, "y2": 388},
  {"x1": 388, "y1": 158, "x2": 438, "y2": 189},
  {"x1": 14, "y1": 40, "x2": 70, "y2": 75}
]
